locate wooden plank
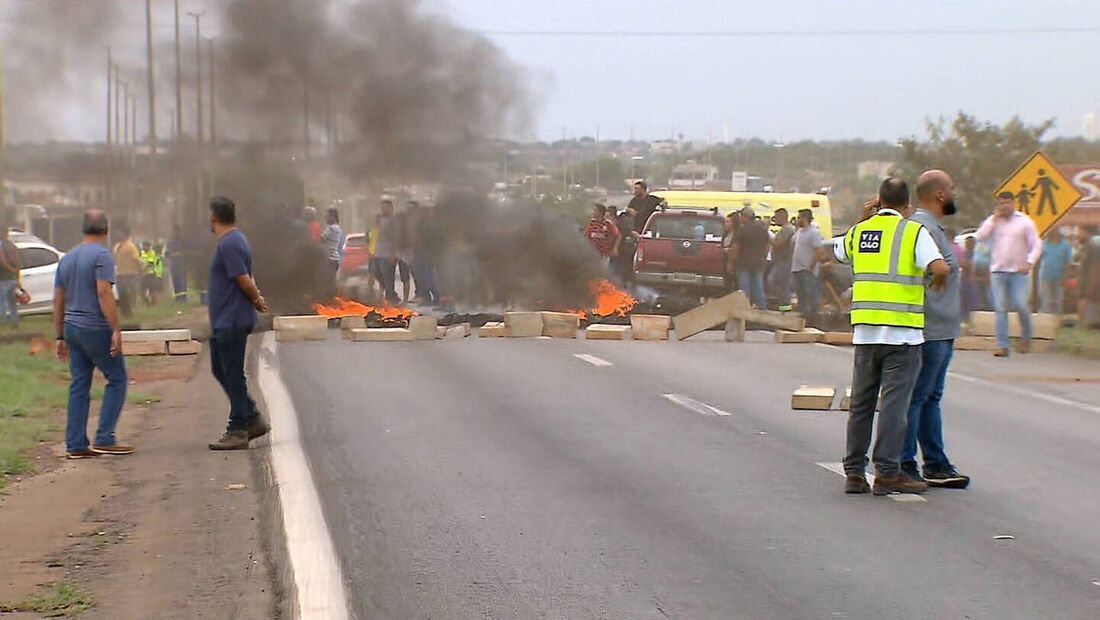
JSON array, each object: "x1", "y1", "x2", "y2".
[
  {"x1": 672, "y1": 292, "x2": 751, "y2": 340},
  {"x1": 741, "y1": 308, "x2": 806, "y2": 332},
  {"x1": 121, "y1": 329, "x2": 191, "y2": 343},
  {"x1": 791, "y1": 385, "x2": 835, "y2": 410},
  {"x1": 478, "y1": 322, "x2": 507, "y2": 338},
  {"x1": 822, "y1": 332, "x2": 853, "y2": 346},
  {"x1": 585, "y1": 325, "x2": 632, "y2": 340}
]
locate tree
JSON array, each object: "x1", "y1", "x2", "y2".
[{"x1": 898, "y1": 113, "x2": 1054, "y2": 228}]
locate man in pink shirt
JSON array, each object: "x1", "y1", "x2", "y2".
[{"x1": 975, "y1": 191, "x2": 1041, "y2": 357}]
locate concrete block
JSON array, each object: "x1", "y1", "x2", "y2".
[
  {"x1": 672, "y1": 292, "x2": 751, "y2": 340},
  {"x1": 541, "y1": 312, "x2": 581, "y2": 338},
  {"x1": 445, "y1": 323, "x2": 471, "y2": 339},
  {"x1": 585, "y1": 324, "x2": 632, "y2": 340},
  {"x1": 408, "y1": 315, "x2": 438, "y2": 340},
  {"x1": 340, "y1": 316, "x2": 366, "y2": 331},
  {"x1": 822, "y1": 332, "x2": 853, "y2": 346},
  {"x1": 724, "y1": 318, "x2": 746, "y2": 342},
  {"x1": 969, "y1": 311, "x2": 1059, "y2": 340},
  {"x1": 630, "y1": 314, "x2": 671, "y2": 341},
  {"x1": 274, "y1": 315, "x2": 329, "y2": 331},
  {"x1": 167, "y1": 339, "x2": 202, "y2": 355},
  {"x1": 274, "y1": 315, "x2": 328, "y2": 341},
  {"x1": 350, "y1": 328, "x2": 415, "y2": 342},
  {"x1": 791, "y1": 385, "x2": 835, "y2": 410},
  {"x1": 743, "y1": 308, "x2": 806, "y2": 332},
  {"x1": 478, "y1": 322, "x2": 507, "y2": 338},
  {"x1": 435, "y1": 326, "x2": 447, "y2": 339},
  {"x1": 775, "y1": 328, "x2": 825, "y2": 343},
  {"x1": 121, "y1": 329, "x2": 191, "y2": 343},
  {"x1": 505, "y1": 312, "x2": 544, "y2": 338},
  {"x1": 122, "y1": 340, "x2": 166, "y2": 356}
]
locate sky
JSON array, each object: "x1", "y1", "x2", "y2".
[
  {"x1": 434, "y1": 0, "x2": 1100, "y2": 142},
  {"x1": 3, "y1": 0, "x2": 1099, "y2": 144}
]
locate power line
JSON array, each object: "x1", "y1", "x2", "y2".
[{"x1": 479, "y1": 27, "x2": 1100, "y2": 37}]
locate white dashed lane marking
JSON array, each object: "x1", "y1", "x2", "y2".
[
  {"x1": 816, "y1": 461, "x2": 928, "y2": 503},
  {"x1": 574, "y1": 353, "x2": 613, "y2": 367},
  {"x1": 662, "y1": 393, "x2": 733, "y2": 417}
]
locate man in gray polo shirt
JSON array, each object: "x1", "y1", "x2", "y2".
[{"x1": 902, "y1": 170, "x2": 970, "y2": 489}]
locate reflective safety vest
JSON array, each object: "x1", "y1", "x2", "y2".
[
  {"x1": 844, "y1": 214, "x2": 926, "y2": 329},
  {"x1": 140, "y1": 249, "x2": 163, "y2": 278}
]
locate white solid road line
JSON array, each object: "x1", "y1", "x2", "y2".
[
  {"x1": 813, "y1": 343, "x2": 1100, "y2": 415},
  {"x1": 662, "y1": 393, "x2": 733, "y2": 417},
  {"x1": 258, "y1": 332, "x2": 350, "y2": 620},
  {"x1": 816, "y1": 461, "x2": 928, "y2": 503},
  {"x1": 574, "y1": 353, "x2": 613, "y2": 367}
]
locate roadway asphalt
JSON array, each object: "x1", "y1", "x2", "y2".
[{"x1": 277, "y1": 328, "x2": 1100, "y2": 619}]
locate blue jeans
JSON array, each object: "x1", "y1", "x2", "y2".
[
  {"x1": 64, "y1": 325, "x2": 127, "y2": 451},
  {"x1": 793, "y1": 270, "x2": 819, "y2": 321},
  {"x1": 737, "y1": 269, "x2": 766, "y2": 309},
  {"x1": 210, "y1": 326, "x2": 259, "y2": 432},
  {"x1": 901, "y1": 339, "x2": 953, "y2": 469},
  {"x1": 990, "y1": 272, "x2": 1032, "y2": 349},
  {"x1": 413, "y1": 256, "x2": 439, "y2": 303},
  {"x1": 1, "y1": 280, "x2": 20, "y2": 325}
]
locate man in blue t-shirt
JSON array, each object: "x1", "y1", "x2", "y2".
[
  {"x1": 53, "y1": 210, "x2": 132, "y2": 459},
  {"x1": 206, "y1": 196, "x2": 270, "y2": 450}
]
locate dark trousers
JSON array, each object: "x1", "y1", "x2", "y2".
[
  {"x1": 844, "y1": 343, "x2": 922, "y2": 477},
  {"x1": 210, "y1": 326, "x2": 258, "y2": 432},
  {"x1": 413, "y1": 256, "x2": 439, "y2": 303},
  {"x1": 793, "y1": 270, "x2": 819, "y2": 322},
  {"x1": 377, "y1": 258, "x2": 399, "y2": 304},
  {"x1": 170, "y1": 260, "x2": 188, "y2": 302}
]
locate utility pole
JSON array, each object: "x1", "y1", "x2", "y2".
[
  {"x1": 174, "y1": 0, "x2": 182, "y2": 146},
  {"x1": 114, "y1": 65, "x2": 121, "y2": 146},
  {"x1": 122, "y1": 82, "x2": 130, "y2": 151},
  {"x1": 188, "y1": 11, "x2": 204, "y2": 152},
  {"x1": 106, "y1": 49, "x2": 113, "y2": 149},
  {"x1": 0, "y1": 49, "x2": 6, "y2": 225},
  {"x1": 145, "y1": 0, "x2": 157, "y2": 169},
  {"x1": 302, "y1": 71, "x2": 310, "y2": 160},
  {"x1": 207, "y1": 38, "x2": 215, "y2": 149}
]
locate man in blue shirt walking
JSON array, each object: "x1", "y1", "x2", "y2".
[
  {"x1": 53, "y1": 210, "x2": 133, "y2": 459},
  {"x1": 206, "y1": 197, "x2": 271, "y2": 450},
  {"x1": 1039, "y1": 228, "x2": 1073, "y2": 315}
]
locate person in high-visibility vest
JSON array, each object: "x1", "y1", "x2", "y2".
[
  {"x1": 831, "y1": 177, "x2": 950, "y2": 496},
  {"x1": 139, "y1": 242, "x2": 162, "y2": 306}
]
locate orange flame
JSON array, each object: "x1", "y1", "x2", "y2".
[
  {"x1": 312, "y1": 297, "x2": 417, "y2": 321},
  {"x1": 588, "y1": 279, "x2": 637, "y2": 317}
]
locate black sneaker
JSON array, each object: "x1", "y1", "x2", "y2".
[
  {"x1": 901, "y1": 461, "x2": 925, "y2": 484},
  {"x1": 247, "y1": 416, "x2": 271, "y2": 440},
  {"x1": 924, "y1": 465, "x2": 970, "y2": 489}
]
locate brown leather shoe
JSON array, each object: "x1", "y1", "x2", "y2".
[
  {"x1": 208, "y1": 430, "x2": 249, "y2": 451},
  {"x1": 845, "y1": 475, "x2": 870, "y2": 494},
  {"x1": 993, "y1": 348, "x2": 1009, "y2": 358},
  {"x1": 247, "y1": 416, "x2": 271, "y2": 440},
  {"x1": 1016, "y1": 339, "x2": 1030, "y2": 354},
  {"x1": 66, "y1": 449, "x2": 100, "y2": 459},
  {"x1": 872, "y1": 473, "x2": 928, "y2": 496}
]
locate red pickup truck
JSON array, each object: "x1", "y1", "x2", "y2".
[{"x1": 633, "y1": 207, "x2": 727, "y2": 295}]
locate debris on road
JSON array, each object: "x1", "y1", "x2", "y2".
[
  {"x1": 585, "y1": 324, "x2": 632, "y2": 340},
  {"x1": 791, "y1": 385, "x2": 836, "y2": 410}
]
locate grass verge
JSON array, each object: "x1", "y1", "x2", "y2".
[
  {"x1": 1057, "y1": 326, "x2": 1100, "y2": 358},
  {"x1": 0, "y1": 580, "x2": 95, "y2": 616},
  {"x1": 0, "y1": 341, "x2": 72, "y2": 485}
]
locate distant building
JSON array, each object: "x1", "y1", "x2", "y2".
[
  {"x1": 857, "y1": 160, "x2": 896, "y2": 180},
  {"x1": 1084, "y1": 112, "x2": 1098, "y2": 141},
  {"x1": 669, "y1": 163, "x2": 718, "y2": 189},
  {"x1": 650, "y1": 139, "x2": 679, "y2": 155}
]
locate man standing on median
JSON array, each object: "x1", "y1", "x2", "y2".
[
  {"x1": 835, "y1": 178, "x2": 949, "y2": 496},
  {"x1": 206, "y1": 197, "x2": 270, "y2": 451},
  {"x1": 975, "y1": 192, "x2": 1040, "y2": 357},
  {"x1": 53, "y1": 210, "x2": 132, "y2": 459},
  {"x1": 901, "y1": 170, "x2": 970, "y2": 490}
]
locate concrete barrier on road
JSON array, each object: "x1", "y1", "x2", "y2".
[
  {"x1": 791, "y1": 385, "x2": 836, "y2": 410},
  {"x1": 121, "y1": 329, "x2": 191, "y2": 343},
  {"x1": 350, "y1": 328, "x2": 415, "y2": 342},
  {"x1": 775, "y1": 328, "x2": 825, "y2": 343},
  {"x1": 168, "y1": 340, "x2": 203, "y2": 355},
  {"x1": 631, "y1": 314, "x2": 671, "y2": 341},
  {"x1": 673, "y1": 292, "x2": 751, "y2": 340},
  {"x1": 478, "y1": 322, "x2": 507, "y2": 338},
  {"x1": 541, "y1": 312, "x2": 581, "y2": 339},
  {"x1": 505, "y1": 312, "x2": 543, "y2": 338},
  {"x1": 445, "y1": 323, "x2": 471, "y2": 339},
  {"x1": 122, "y1": 341, "x2": 167, "y2": 356},
  {"x1": 274, "y1": 316, "x2": 329, "y2": 341},
  {"x1": 969, "y1": 311, "x2": 1059, "y2": 340},
  {"x1": 409, "y1": 315, "x2": 438, "y2": 340},
  {"x1": 822, "y1": 332, "x2": 853, "y2": 346},
  {"x1": 585, "y1": 324, "x2": 632, "y2": 340}
]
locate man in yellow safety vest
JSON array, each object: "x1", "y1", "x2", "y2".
[{"x1": 832, "y1": 177, "x2": 950, "y2": 496}]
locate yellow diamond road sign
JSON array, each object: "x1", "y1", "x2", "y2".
[{"x1": 994, "y1": 151, "x2": 1082, "y2": 236}]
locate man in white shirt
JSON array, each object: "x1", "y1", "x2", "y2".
[{"x1": 832, "y1": 178, "x2": 949, "y2": 496}]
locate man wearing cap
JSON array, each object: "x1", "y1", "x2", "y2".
[
  {"x1": 834, "y1": 178, "x2": 949, "y2": 496},
  {"x1": 975, "y1": 191, "x2": 1041, "y2": 356}
]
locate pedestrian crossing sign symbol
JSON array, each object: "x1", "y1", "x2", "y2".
[{"x1": 993, "y1": 151, "x2": 1082, "y2": 236}]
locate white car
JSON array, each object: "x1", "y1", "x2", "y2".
[{"x1": 14, "y1": 240, "x2": 64, "y2": 315}]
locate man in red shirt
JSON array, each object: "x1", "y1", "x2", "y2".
[
  {"x1": 304, "y1": 206, "x2": 321, "y2": 242},
  {"x1": 585, "y1": 203, "x2": 620, "y2": 266}
]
